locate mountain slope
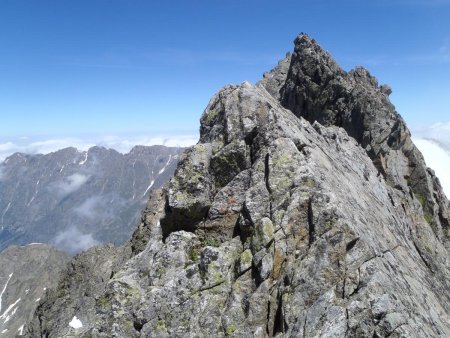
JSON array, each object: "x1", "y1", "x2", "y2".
[
  {"x1": 0, "y1": 145, "x2": 183, "y2": 254},
  {"x1": 25, "y1": 34, "x2": 450, "y2": 338},
  {"x1": 0, "y1": 244, "x2": 69, "y2": 337}
]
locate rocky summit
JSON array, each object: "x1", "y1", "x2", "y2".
[{"x1": 23, "y1": 34, "x2": 449, "y2": 337}]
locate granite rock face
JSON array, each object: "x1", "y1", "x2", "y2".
[
  {"x1": 0, "y1": 244, "x2": 69, "y2": 337},
  {"x1": 24, "y1": 34, "x2": 450, "y2": 338}
]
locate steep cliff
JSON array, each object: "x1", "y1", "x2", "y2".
[{"x1": 24, "y1": 34, "x2": 450, "y2": 338}]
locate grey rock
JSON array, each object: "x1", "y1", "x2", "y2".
[
  {"x1": 278, "y1": 33, "x2": 450, "y2": 252},
  {"x1": 257, "y1": 52, "x2": 291, "y2": 100},
  {"x1": 25, "y1": 244, "x2": 130, "y2": 337},
  {"x1": 24, "y1": 34, "x2": 450, "y2": 338}
]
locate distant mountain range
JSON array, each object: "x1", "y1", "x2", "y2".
[{"x1": 0, "y1": 145, "x2": 184, "y2": 254}]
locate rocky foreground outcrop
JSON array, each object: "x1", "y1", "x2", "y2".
[{"x1": 25, "y1": 34, "x2": 450, "y2": 337}]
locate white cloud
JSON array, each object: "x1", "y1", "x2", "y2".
[
  {"x1": 73, "y1": 196, "x2": 103, "y2": 220},
  {"x1": 52, "y1": 226, "x2": 100, "y2": 254},
  {"x1": 51, "y1": 173, "x2": 89, "y2": 197},
  {"x1": 413, "y1": 122, "x2": 450, "y2": 147},
  {"x1": 0, "y1": 142, "x2": 15, "y2": 152},
  {"x1": 28, "y1": 138, "x2": 95, "y2": 154},
  {"x1": 96, "y1": 134, "x2": 198, "y2": 153},
  {"x1": 414, "y1": 139, "x2": 450, "y2": 198},
  {"x1": 0, "y1": 134, "x2": 198, "y2": 162},
  {"x1": 0, "y1": 139, "x2": 94, "y2": 162}
]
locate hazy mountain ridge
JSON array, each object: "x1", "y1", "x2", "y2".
[{"x1": 0, "y1": 145, "x2": 184, "y2": 254}]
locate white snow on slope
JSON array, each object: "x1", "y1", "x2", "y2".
[
  {"x1": 0, "y1": 273, "x2": 13, "y2": 313},
  {"x1": 0, "y1": 298, "x2": 21, "y2": 323},
  {"x1": 69, "y1": 316, "x2": 83, "y2": 329},
  {"x1": 1, "y1": 202, "x2": 11, "y2": 225},
  {"x1": 158, "y1": 155, "x2": 172, "y2": 175},
  {"x1": 79, "y1": 151, "x2": 88, "y2": 165},
  {"x1": 414, "y1": 139, "x2": 450, "y2": 197},
  {"x1": 143, "y1": 180, "x2": 155, "y2": 197},
  {"x1": 17, "y1": 324, "x2": 24, "y2": 335}
]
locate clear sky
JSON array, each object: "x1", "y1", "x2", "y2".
[{"x1": 1, "y1": 0, "x2": 450, "y2": 152}]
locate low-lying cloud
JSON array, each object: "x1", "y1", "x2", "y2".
[
  {"x1": 73, "y1": 196, "x2": 103, "y2": 220},
  {"x1": 73, "y1": 194, "x2": 129, "y2": 221},
  {"x1": 0, "y1": 134, "x2": 198, "y2": 161},
  {"x1": 412, "y1": 121, "x2": 450, "y2": 197},
  {"x1": 413, "y1": 122, "x2": 450, "y2": 147},
  {"x1": 414, "y1": 139, "x2": 450, "y2": 197},
  {"x1": 52, "y1": 226, "x2": 100, "y2": 254},
  {"x1": 51, "y1": 173, "x2": 89, "y2": 197}
]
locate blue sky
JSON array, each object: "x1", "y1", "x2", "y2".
[{"x1": 1, "y1": 0, "x2": 450, "y2": 150}]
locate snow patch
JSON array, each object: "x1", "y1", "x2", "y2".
[
  {"x1": 69, "y1": 316, "x2": 83, "y2": 329},
  {"x1": 0, "y1": 297, "x2": 21, "y2": 323},
  {"x1": 158, "y1": 155, "x2": 172, "y2": 175},
  {"x1": 1, "y1": 202, "x2": 11, "y2": 225},
  {"x1": 143, "y1": 180, "x2": 155, "y2": 197},
  {"x1": 18, "y1": 324, "x2": 24, "y2": 335},
  {"x1": 79, "y1": 151, "x2": 88, "y2": 165},
  {"x1": 0, "y1": 273, "x2": 13, "y2": 313}
]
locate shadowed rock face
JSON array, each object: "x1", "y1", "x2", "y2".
[
  {"x1": 0, "y1": 145, "x2": 184, "y2": 254},
  {"x1": 279, "y1": 34, "x2": 449, "y2": 248},
  {"x1": 24, "y1": 34, "x2": 450, "y2": 338}
]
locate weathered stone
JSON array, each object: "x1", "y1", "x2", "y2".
[{"x1": 24, "y1": 34, "x2": 450, "y2": 338}]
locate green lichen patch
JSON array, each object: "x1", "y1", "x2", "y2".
[
  {"x1": 225, "y1": 324, "x2": 237, "y2": 336},
  {"x1": 424, "y1": 213, "x2": 433, "y2": 225}
]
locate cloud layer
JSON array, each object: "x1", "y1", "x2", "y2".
[
  {"x1": 52, "y1": 226, "x2": 100, "y2": 254},
  {"x1": 413, "y1": 122, "x2": 450, "y2": 147},
  {"x1": 0, "y1": 134, "x2": 198, "y2": 161},
  {"x1": 414, "y1": 139, "x2": 450, "y2": 197},
  {"x1": 51, "y1": 174, "x2": 89, "y2": 197}
]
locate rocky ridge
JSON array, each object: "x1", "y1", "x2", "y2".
[{"x1": 24, "y1": 34, "x2": 450, "y2": 337}]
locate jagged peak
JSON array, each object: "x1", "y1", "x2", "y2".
[{"x1": 272, "y1": 34, "x2": 449, "y2": 247}]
